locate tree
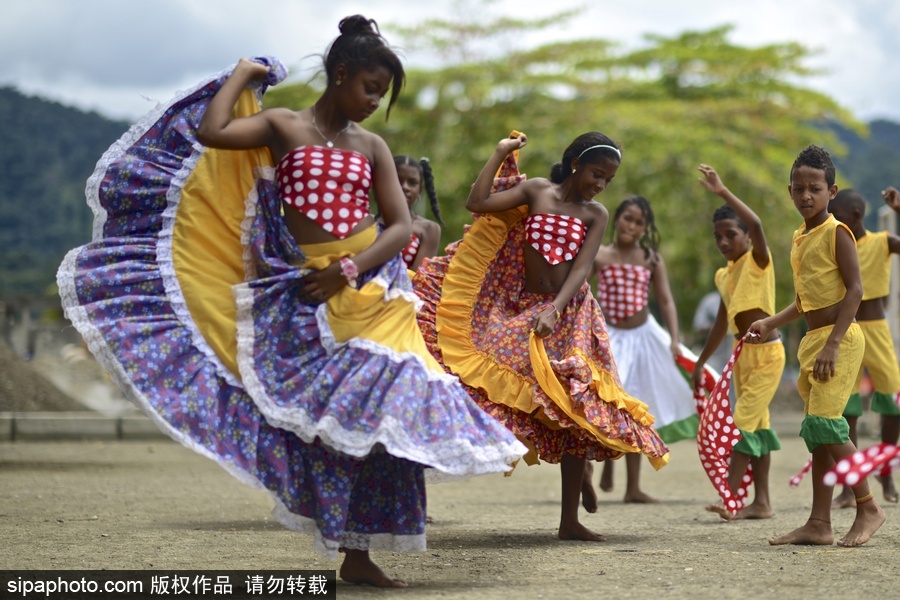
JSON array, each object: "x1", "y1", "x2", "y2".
[{"x1": 265, "y1": 9, "x2": 864, "y2": 333}]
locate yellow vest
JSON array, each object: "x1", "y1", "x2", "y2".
[
  {"x1": 791, "y1": 215, "x2": 854, "y2": 313},
  {"x1": 715, "y1": 249, "x2": 776, "y2": 334},
  {"x1": 857, "y1": 230, "x2": 890, "y2": 300}
]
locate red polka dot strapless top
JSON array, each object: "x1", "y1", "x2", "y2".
[
  {"x1": 277, "y1": 146, "x2": 372, "y2": 238},
  {"x1": 401, "y1": 234, "x2": 420, "y2": 269},
  {"x1": 596, "y1": 263, "x2": 651, "y2": 324},
  {"x1": 524, "y1": 213, "x2": 586, "y2": 265}
]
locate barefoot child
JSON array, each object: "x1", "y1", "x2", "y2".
[
  {"x1": 412, "y1": 132, "x2": 670, "y2": 542},
  {"x1": 749, "y1": 145, "x2": 885, "y2": 547},
  {"x1": 58, "y1": 15, "x2": 526, "y2": 588},
  {"x1": 829, "y1": 187, "x2": 900, "y2": 507},
  {"x1": 592, "y1": 195, "x2": 698, "y2": 504},
  {"x1": 692, "y1": 164, "x2": 785, "y2": 520}
]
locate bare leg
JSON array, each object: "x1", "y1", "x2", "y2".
[
  {"x1": 558, "y1": 454, "x2": 606, "y2": 542},
  {"x1": 735, "y1": 453, "x2": 773, "y2": 519},
  {"x1": 339, "y1": 549, "x2": 407, "y2": 588},
  {"x1": 769, "y1": 446, "x2": 835, "y2": 545},
  {"x1": 878, "y1": 414, "x2": 900, "y2": 503},
  {"x1": 623, "y1": 453, "x2": 659, "y2": 503},
  {"x1": 581, "y1": 461, "x2": 598, "y2": 513},
  {"x1": 831, "y1": 440, "x2": 886, "y2": 547},
  {"x1": 706, "y1": 451, "x2": 751, "y2": 520},
  {"x1": 833, "y1": 415, "x2": 858, "y2": 509},
  {"x1": 599, "y1": 460, "x2": 614, "y2": 492}
]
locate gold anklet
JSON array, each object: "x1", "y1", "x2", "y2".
[{"x1": 855, "y1": 491, "x2": 874, "y2": 505}]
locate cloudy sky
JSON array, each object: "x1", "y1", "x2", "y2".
[{"x1": 2, "y1": 0, "x2": 899, "y2": 123}]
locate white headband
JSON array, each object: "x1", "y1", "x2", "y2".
[{"x1": 577, "y1": 144, "x2": 621, "y2": 160}]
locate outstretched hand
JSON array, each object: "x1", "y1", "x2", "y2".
[
  {"x1": 883, "y1": 186, "x2": 900, "y2": 213},
  {"x1": 697, "y1": 164, "x2": 726, "y2": 195},
  {"x1": 497, "y1": 133, "x2": 527, "y2": 155}
]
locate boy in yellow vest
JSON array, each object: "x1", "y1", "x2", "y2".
[
  {"x1": 692, "y1": 164, "x2": 785, "y2": 520},
  {"x1": 829, "y1": 187, "x2": 900, "y2": 506},
  {"x1": 749, "y1": 145, "x2": 885, "y2": 547}
]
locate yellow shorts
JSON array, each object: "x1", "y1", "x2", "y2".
[
  {"x1": 797, "y1": 323, "x2": 865, "y2": 451},
  {"x1": 798, "y1": 323, "x2": 865, "y2": 418},
  {"x1": 733, "y1": 339, "x2": 785, "y2": 432},
  {"x1": 854, "y1": 319, "x2": 900, "y2": 395}
]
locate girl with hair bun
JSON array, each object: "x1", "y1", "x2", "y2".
[
  {"x1": 58, "y1": 14, "x2": 525, "y2": 588},
  {"x1": 412, "y1": 132, "x2": 669, "y2": 543}
]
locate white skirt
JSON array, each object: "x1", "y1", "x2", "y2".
[{"x1": 607, "y1": 316, "x2": 698, "y2": 441}]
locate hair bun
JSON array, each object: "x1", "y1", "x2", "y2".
[{"x1": 339, "y1": 14, "x2": 379, "y2": 37}]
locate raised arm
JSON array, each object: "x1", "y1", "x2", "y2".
[
  {"x1": 698, "y1": 164, "x2": 769, "y2": 268},
  {"x1": 883, "y1": 187, "x2": 900, "y2": 254},
  {"x1": 196, "y1": 58, "x2": 282, "y2": 152},
  {"x1": 466, "y1": 134, "x2": 530, "y2": 214}
]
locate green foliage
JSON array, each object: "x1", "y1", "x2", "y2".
[
  {"x1": 267, "y1": 13, "x2": 865, "y2": 329},
  {"x1": 0, "y1": 87, "x2": 129, "y2": 299}
]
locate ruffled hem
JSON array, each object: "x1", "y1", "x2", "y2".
[
  {"x1": 800, "y1": 415, "x2": 850, "y2": 452},
  {"x1": 872, "y1": 392, "x2": 900, "y2": 416},
  {"x1": 414, "y1": 169, "x2": 668, "y2": 468},
  {"x1": 842, "y1": 393, "x2": 863, "y2": 417},
  {"x1": 733, "y1": 427, "x2": 781, "y2": 457}
]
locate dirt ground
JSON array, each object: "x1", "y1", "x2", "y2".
[{"x1": 2, "y1": 411, "x2": 898, "y2": 600}]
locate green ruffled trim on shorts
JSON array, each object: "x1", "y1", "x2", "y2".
[
  {"x1": 733, "y1": 428, "x2": 782, "y2": 457},
  {"x1": 872, "y1": 392, "x2": 900, "y2": 416},
  {"x1": 656, "y1": 414, "x2": 699, "y2": 445},
  {"x1": 842, "y1": 393, "x2": 863, "y2": 418},
  {"x1": 800, "y1": 415, "x2": 850, "y2": 452}
]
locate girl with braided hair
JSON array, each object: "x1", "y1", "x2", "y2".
[
  {"x1": 393, "y1": 155, "x2": 443, "y2": 271},
  {"x1": 590, "y1": 195, "x2": 698, "y2": 505}
]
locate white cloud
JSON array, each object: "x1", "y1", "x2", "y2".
[{"x1": 1, "y1": 0, "x2": 898, "y2": 122}]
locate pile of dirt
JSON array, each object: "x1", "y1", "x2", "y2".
[{"x1": 0, "y1": 343, "x2": 86, "y2": 412}]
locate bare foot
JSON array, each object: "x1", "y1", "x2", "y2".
[
  {"x1": 339, "y1": 550, "x2": 407, "y2": 588},
  {"x1": 734, "y1": 502, "x2": 773, "y2": 520},
  {"x1": 837, "y1": 503, "x2": 886, "y2": 547},
  {"x1": 705, "y1": 502, "x2": 733, "y2": 521},
  {"x1": 425, "y1": 515, "x2": 434, "y2": 524},
  {"x1": 599, "y1": 461, "x2": 614, "y2": 492},
  {"x1": 558, "y1": 521, "x2": 606, "y2": 542},
  {"x1": 768, "y1": 520, "x2": 834, "y2": 545},
  {"x1": 581, "y1": 462, "x2": 598, "y2": 513},
  {"x1": 832, "y1": 487, "x2": 856, "y2": 509},
  {"x1": 623, "y1": 490, "x2": 660, "y2": 504},
  {"x1": 878, "y1": 474, "x2": 899, "y2": 504}
]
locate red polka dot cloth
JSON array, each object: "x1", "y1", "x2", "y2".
[
  {"x1": 401, "y1": 234, "x2": 421, "y2": 269},
  {"x1": 697, "y1": 335, "x2": 754, "y2": 515},
  {"x1": 524, "y1": 213, "x2": 586, "y2": 265},
  {"x1": 824, "y1": 443, "x2": 900, "y2": 487},
  {"x1": 596, "y1": 264, "x2": 650, "y2": 325},
  {"x1": 795, "y1": 392, "x2": 900, "y2": 488},
  {"x1": 277, "y1": 146, "x2": 372, "y2": 238}
]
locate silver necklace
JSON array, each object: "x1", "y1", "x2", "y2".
[{"x1": 311, "y1": 106, "x2": 351, "y2": 148}]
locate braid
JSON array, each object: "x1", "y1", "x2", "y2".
[{"x1": 419, "y1": 158, "x2": 444, "y2": 226}]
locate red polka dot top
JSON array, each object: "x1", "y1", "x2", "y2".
[
  {"x1": 596, "y1": 263, "x2": 651, "y2": 324},
  {"x1": 524, "y1": 213, "x2": 586, "y2": 265},
  {"x1": 277, "y1": 146, "x2": 372, "y2": 238}
]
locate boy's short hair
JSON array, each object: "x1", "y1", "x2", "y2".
[
  {"x1": 830, "y1": 189, "x2": 867, "y2": 216},
  {"x1": 790, "y1": 145, "x2": 836, "y2": 187},
  {"x1": 712, "y1": 204, "x2": 748, "y2": 232}
]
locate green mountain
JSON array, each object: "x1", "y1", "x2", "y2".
[
  {"x1": 0, "y1": 86, "x2": 129, "y2": 299},
  {"x1": 829, "y1": 119, "x2": 900, "y2": 229}
]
